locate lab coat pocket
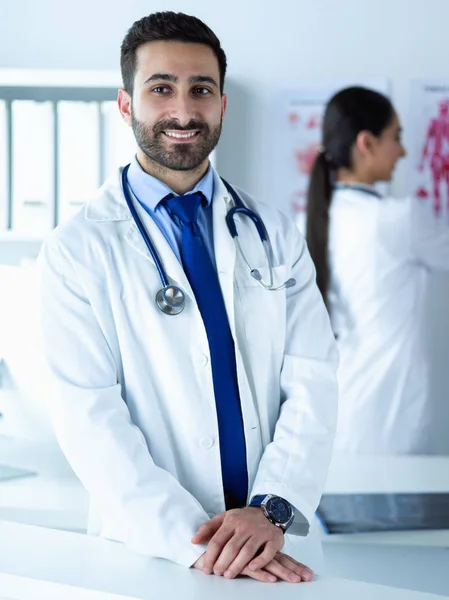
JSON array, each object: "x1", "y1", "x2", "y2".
[{"x1": 236, "y1": 265, "x2": 287, "y2": 352}]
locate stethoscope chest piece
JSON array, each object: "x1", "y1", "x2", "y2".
[
  {"x1": 121, "y1": 165, "x2": 297, "y2": 317},
  {"x1": 156, "y1": 285, "x2": 186, "y2": 315}
]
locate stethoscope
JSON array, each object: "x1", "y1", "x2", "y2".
[{"x1": 121, "y1": 164, "x2": 296, "y2": 315}]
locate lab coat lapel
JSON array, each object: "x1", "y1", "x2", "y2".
[
  {"x1": 86, "y1": 167, "x2": 195, "y2": 298},
  {"x1": 212, "y1": 175, "x2": 237, "y2": 337},
  {"x1": 124, "y1": 198, "x2": 196, "y2": 302}
]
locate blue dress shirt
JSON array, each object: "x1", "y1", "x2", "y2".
[{"x1": 126, "y1": 157, "x2": 216, "y2": 266}]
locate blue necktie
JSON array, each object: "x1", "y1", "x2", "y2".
[{"x1": 165, "y1": 192, "x2": 248, "y2": 507}]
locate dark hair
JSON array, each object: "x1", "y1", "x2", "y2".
[
  {"x1": 120, "y1": 11, "x2": 227, "y2": 96},
  {"x1": 306, "y1": 86, "x2": 395, "y2": 306}
]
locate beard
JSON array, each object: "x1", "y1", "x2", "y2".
[{"x1": 131, "y1": 111, "x2": 222, "y2": 171}]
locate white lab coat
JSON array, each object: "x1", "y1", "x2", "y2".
[
  {"x1": 328, "y1": 187, "x2": 449, "y2": 455},
  {"x1": 38, "y1": 167, "x2": 338, "y2": 569}
]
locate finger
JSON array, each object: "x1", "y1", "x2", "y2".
[
  {"x1": 276, "y1": 553, "x2": 314, "y2": 582},
  {"x1": 247, "y1": 541, "x2": 279, "y2": 572},
  {"x1": 191, "y1": 513, "x2": 225, "y2": 544},
  {"x1": 242, "y1": 565, "x2": 277, "y2": 583},
  {"x1": 218, "y1": 536, "x2": 259, "y2": 578},
  {"x1": 201, "y1": 528, "x2": 235, "y2": 574},
  {"x1": 262, "y1": 558, "x2": 302, "y2": 583}
]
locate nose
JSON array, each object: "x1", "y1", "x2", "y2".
[
  {"x1": 168, "y1": 92, "x2": 198, "y2": 126},
  {"x1": 400, "y1": 143, "x2": 407, "y2": 158}
]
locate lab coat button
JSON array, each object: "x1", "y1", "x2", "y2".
[
  {"x1": 199, "y1": 436, "x2": 214, "y2": 449},
  {"x1": 198, "y1": 354, "x2": 209, "y2": 367}
]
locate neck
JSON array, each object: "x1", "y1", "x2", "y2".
[
  {"x1": 336, "y1": 168, "x2": 375, "y2": 186},
  {"x1": 136, "y1": 150, "x2": 209, "y2": 195}
]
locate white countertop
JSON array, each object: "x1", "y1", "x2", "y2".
[
  {"x1": 322, "y1": 453, "x2": 449, "y2": 596},
  {"x1": 0, "y1": 521, "x2": 446, "y2": 600},
  {"x1": 325, "y1": 454, "x2": 449, "y2": 494},
  {"x1": 323, "y1": 540, "x2": 449, "y2": 597},
  {"x1": 323, "y1": 528, "x2": 449, "y2": 547},
  {"x1": 0, "y1": 436, "x2": 88, "y2": 532},
  {"x1": 2, "y1": 437, "x2": 449, "y2": 597}
]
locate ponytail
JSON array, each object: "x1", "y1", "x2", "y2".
[
  {"x1": 306, "y1": 86, "x2": 395, "y2": 308},
  {"x1": 306, "y1": 151, "x2": 333, "y2": 307}
]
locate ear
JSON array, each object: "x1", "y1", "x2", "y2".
[
  {"x1": 355, "y1": 130, "x2": 377, "y2": 158},
  {"x1": 117, "y1": 89, "x2": 132, "y2": 127},
  {"x1": 221, "y1": 93, "x2": 227, "y2": 120}
]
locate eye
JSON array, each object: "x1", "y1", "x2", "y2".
[
  {"x1": 152, "y1": 86, "x2": 172, "y2": 94},
  {"x1": 193, "y1": 87, "x2": 212, "y2": 96}
]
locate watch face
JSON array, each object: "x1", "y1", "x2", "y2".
[{"x1": 266, "y1": 497, "x2": 292, "y2": 524}]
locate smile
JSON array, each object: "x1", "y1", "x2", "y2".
[{"x1": 163, "y1": 131, "x2": 199, "y2": 140}]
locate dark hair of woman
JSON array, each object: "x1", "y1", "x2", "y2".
[{"x1": 306, "y1": 86, "x2": 394, "y2": 305}]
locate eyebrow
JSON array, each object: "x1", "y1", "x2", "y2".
[
  {"x1": 142, "y1": 73, "x2": 218, "y2": 88},
  {"x1": 189, "y1": 75, "x2": 218, "y2": 88}
]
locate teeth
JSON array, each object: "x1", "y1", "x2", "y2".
[{"x1": 165, "y1": 131, "x2": 197, "y2": 139}]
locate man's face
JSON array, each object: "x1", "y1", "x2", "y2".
[{"x1": 120, "y1": 40, "x2": 226, "y2": 172}]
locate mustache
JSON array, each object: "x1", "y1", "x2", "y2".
[{"x1": 153, "y1": 119, "x2": 208, "y2": 134}]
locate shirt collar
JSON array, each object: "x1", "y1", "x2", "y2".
[
  {"x1": 126, "y1": 156, "x2": 214, "y2": 211},
  {"x1": 334, "y1": 182, "x2": 382, "y2": 199}
]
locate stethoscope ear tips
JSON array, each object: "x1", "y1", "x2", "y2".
[{"x1": 156, "y1": 285, "x2": 186, "y2": 315}]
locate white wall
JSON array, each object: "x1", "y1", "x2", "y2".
[
  {"x1": 1, "y1": 0, "x2": 448, "y2": 199},
  {"x1": 1, "y1": 0, "x2": 448, "y2": 450}
]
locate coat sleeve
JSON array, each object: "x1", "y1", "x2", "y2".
[
  {"x1": 249, "y1": 223, "x2": 339, "y2": 535},
  {"x1": 37, "y1": 237, "x2": 208, "y2": 567},
  {"x1": 409, "y1": 197, "x2": 449, "y2": 270}
]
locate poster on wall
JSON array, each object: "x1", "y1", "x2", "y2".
[
  {"x1": 408, "y1": 81, "x2": 449, "y2": 220},
  {"x1": 275, "y1": 80, "x2": 389, "y2": 233}
]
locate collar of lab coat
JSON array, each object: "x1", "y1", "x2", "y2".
[
  {"x1": 84, "y1": 166, "x2": 237, "y2": 336},
  {"x1": 85, "y1": 165, "x2": 228, "y2": 222}
]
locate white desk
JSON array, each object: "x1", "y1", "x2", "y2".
[
  {"x1": 0, "y1": 521, "x2": 446, "y2": 600},
  {"x1": 1, "y1": 441, "x2": 448, "y2": 596},
  {"x1": 0, "y1": 436, "x2": 88, "y2": 532},
  {"x1": 323, "y1": 541, "x2": 449, "y2": 597},
  {"x1": 325, "y1": 454, "x2": 449, "y2": 494},
  {"x1": 322, "y1": 454, "x2": 449, "y2": 548},
  {"x1": 322, "y1": 454, "x2": 449, "y2": 596}
]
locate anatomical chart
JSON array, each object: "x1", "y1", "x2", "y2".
[
  {"x1": 409, "y1": 81, "x2": 449, "y2": 220},
  {"x1": 275, "y1": 88, "x2": 326, "y2": 233}
]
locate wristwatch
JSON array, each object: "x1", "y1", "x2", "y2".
[{"x1": 249, "y1": 494, "x2": 295, "y2": 532}]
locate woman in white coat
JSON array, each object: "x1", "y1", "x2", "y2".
[{"x1": 306, "y1": 86, "x2": 449, "y2": 455}]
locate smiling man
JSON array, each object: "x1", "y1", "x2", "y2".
[{"x1": 38, "y1": 12, "x2": 338, "y2": 585}]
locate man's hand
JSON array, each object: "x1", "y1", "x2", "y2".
[
  {"x1": 192, "y1": 507, "x2": 282, "y2": 577},
  {"x1": 194, "y1": 551, "x2": 313, "y2": 583},
  {"x1": 192, "y1": 506, "x2": 310, "y2": 581}
]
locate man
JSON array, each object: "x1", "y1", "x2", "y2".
[{"x1": 38, "y1": 11, "x2": 338, "y2": 584}]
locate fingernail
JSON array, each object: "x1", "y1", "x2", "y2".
[
  {"x1": 203, "y1": 568, "x2": 212, "y2": 575},
  {"x1": 302, "y1": 570, "x2": 313, "y2": 581},
  {"x1": 224, "y1": 571, "x2": 232, "y2": 579},
  {"x1": 268, "y1": 575, "x2": 277, "y2": 582},
  {"x1": 249, "y1": 562, "x2": 258, "y2": 571},
  {"x1": 289, "y1": 574, "x2": 301, "y2": 582}
]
